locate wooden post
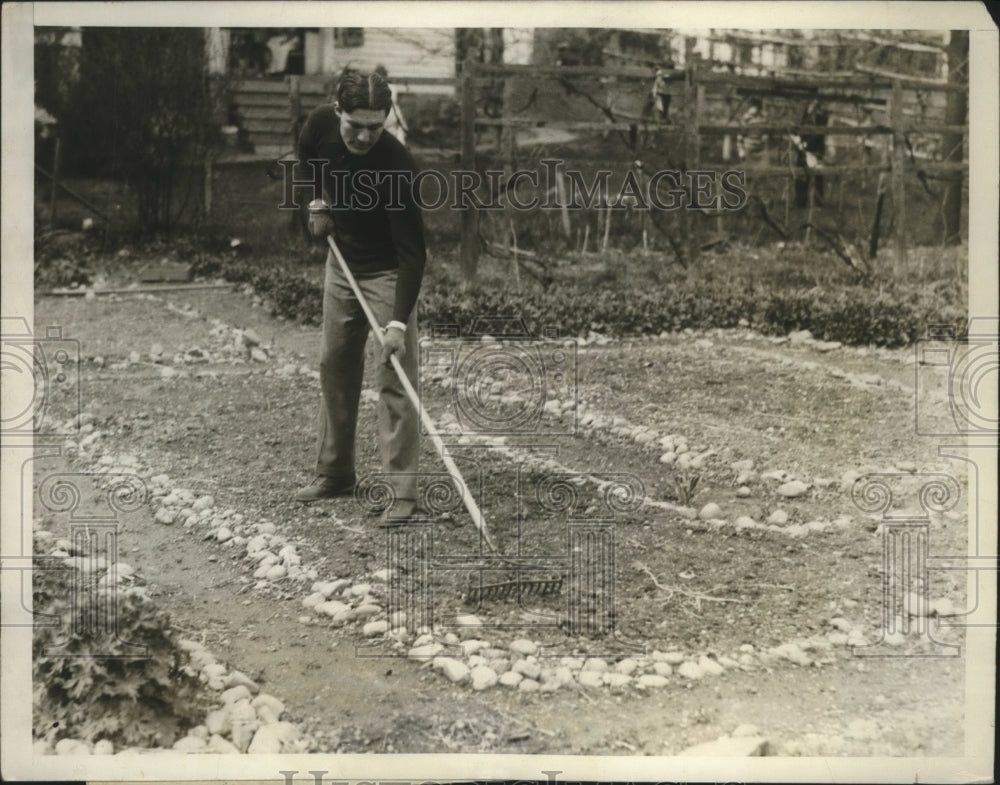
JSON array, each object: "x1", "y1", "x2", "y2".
[
  {"x1": 683, "y1": 71, "x2": 703, "y2": 276},
  {"x1": 890, "y1": 79, "x2": 907, "y2": 267},
  {"x1": 636, "y1": 162, "x2": 651, "y2": 252},
  {"x1": 49, "y1": 133, "x2": 61, "y2": 226},
  {"x1": 680, "y1": 69, "x2": 692, "y2": 269},
  {"x1": 288, "y1": 74, "x2": 302, "y2": 148},
  {"x1": 784, "y1": 179, "x2": 790, "y2": 231},
  {"x1": 459, "y1": 54, "x2": 479, "y2": 284},
  {"x1": 500, "y1": 72, "x2": 517, "y2": 170},
  {"x1": 602, "y1": 198, "x2": 613, "y2": 252},
  {"x1": 695, "y1": 82, "x2": 705, "y2": 252},
  {"x1": 941, "y1": 30, "x2": 968, "y2": 245},
  {"x1": 805, "y1": 177, "x2": 815, "y2": 245},
  {"x1": 501, "y1": 69, "x2": 517, "y2": 267},
  {"x1": 509, "y1": 219, "x2": 521, "y2": 293},
  {"x1": 203, "y1": 155, "x2": 213, "y2": 219},
  {"x1": 556, "y1": 165, "x2": 572, "y2": 244},
  {"x1": 869, "y1": 172, "x2": 888, "y2": 262}
]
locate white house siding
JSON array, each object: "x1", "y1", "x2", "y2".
[{"x1": 312, "y1": 28, "x2": 456, "y2": 94}]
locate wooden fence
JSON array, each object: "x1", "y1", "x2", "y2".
[
  {"x1": 220, "y1": 59, "x2": 966, "y2": 283},
  {"x1": 455, "y1": 59, "x2": 967, "y2": 281}
]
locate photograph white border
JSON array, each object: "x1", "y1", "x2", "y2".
[{"x1": 3, "y1": 2, "x2": 996, "y2": 782}]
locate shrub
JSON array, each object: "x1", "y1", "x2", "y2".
[
  {"x1": 34, "y1": 230, "x2": 100, "y2": 289},
  {"x1": 193, "y1": 250, "x2": 965, "y2": 348},
  {"x1": 33, "y1": 544, "x2": 207, "y2": 749},
  {"x1": 60, "y1": 29, "x2": 224, "y2": 233},
  {"x1": 34, "y1": 257, "x2": 93, "y2": 289}
]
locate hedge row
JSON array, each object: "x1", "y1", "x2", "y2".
[
  {"x1": 420, "y1": 284, "x2": 962, "y2": 347},
  {"x1": 193, "y1": 256, "x2": 964, "y2": 349}
]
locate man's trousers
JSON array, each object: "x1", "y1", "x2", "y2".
[{"x1": 315, "y1": 254, "x2": 419, "y2": 503}]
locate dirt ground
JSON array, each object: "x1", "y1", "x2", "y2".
[{"x1": 31, "y1": 276, "x2": 974, "y2": 757}]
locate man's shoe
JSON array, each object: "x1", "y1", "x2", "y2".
[
  {"x1": 378, "y1": 499, "x2": 425, "y2": 528},
  {"x1": 295, "y1": 475, "x2": 356, "y2": 503}
]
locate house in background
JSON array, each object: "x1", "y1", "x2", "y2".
[
  {"x1": 206, "y1": 27, "x2": 461, "y2": 156},
  {"x1": 206, "y1": 27, "x2": 458, "y2": 86},
  {"x1": 36, "y1": 27, "x2": 954, "y2": 159},
  {"x1": 210, "y1": 26, "x2": 953, "y2": 158}
]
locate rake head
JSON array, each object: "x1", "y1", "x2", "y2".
[{"x1": 464, "y1": 574, "x2": 564, "y2": 603}]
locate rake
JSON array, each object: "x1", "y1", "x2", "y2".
[
  {"x1": 465, "y1": 575, "x2": 565, "y2": 604},
  {"x1": 326, "y1": 234, "x2": 564, "y2": 600}
]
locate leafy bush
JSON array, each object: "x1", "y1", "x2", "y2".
[
  {"x1": 34, "y1": 229, "x2": 102, "y2": 289},
  {"x1": 191, "y1": 252, "x2": 324, "y2": 325},
  {"x1": 417, "y1": 283, "x2": 951, "y2": 347},
  {"x1": 34, "y1": 257, "x2": 93, "y2": 289},
  {"x1": 33, "y1": 544, "x2": 207, "y2": 748},
  {"x1": 193, "y1": 251, "x2": 964, "y2": 348}
]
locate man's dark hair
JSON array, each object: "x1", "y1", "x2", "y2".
[{"x1": 337, "y1": 69, "x2": 392, "y2": 114}]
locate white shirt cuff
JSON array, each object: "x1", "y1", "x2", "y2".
[{"x1": 385, "y1": 320, "x2": 407, "y2": 333}]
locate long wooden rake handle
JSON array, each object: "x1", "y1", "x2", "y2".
[{"x1": 325, "y1": 235, "x2": 498, "y2": 553}]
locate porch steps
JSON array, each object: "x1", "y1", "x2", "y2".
[{"x1": 231, "y1": 77, "x2": 331, "y2": 157}]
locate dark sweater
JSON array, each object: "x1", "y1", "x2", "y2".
[{"x1": 297, "y1": 104, "x2": 426, "y2": 324}]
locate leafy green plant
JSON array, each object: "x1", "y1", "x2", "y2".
[
  {"x1": 666, "y1": 472, "x2": 701, "y2": 506},
  {"x1": 34, "y1": 257, "x2": 93, "y2": 289},
  {"x1": 33, "y1": 545, "x2": 208, "y2": 748},
  {"x1": 33, "y1": 229, "x2": 100, "y2": 289},
  {"x1": 191, "y1": 247, "x2": 965, "y2": 348}
]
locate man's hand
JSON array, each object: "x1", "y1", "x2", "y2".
[
  {"x1": 380, "y1": 326, "x2": 406, "y2": 366},
  {"x1": 308, "y1": 210, "x2": 334, "y2": 239},
  {"x1": 307, "y1": 199, "x2": 334, "y2": 239}
]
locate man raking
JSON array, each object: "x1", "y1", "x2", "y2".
[{"x1": 294, "y1": 69, "x2": 426, "y2": 524}]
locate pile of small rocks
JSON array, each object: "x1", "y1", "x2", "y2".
[
  {"x1": 419, "y1": 348, "x2": 710, "y2": 472},
  {"x1": 42, "y1": 529, "x2": 144, "y2": 598},
  {"x1": 144, "y1": 474, "x2": 320, "y2": 589},
  {"x1": 207, "y1": 321, "x2": 272, "y2": 364},
  {"x1": 299, "y1": 574, "x2": 389, "y2": 629},
  {"x1": 414, "y1": 417, "x2": 859, "y2": 540},
  {"x1": 170, "y1": 640, "x2": 308, "y2": 754},
  {"x1": 56, "y1": 413, "x2": 105, "y2": 460},
  {"x1": 685, "y1": 460, "x2": 855, "y2": 538},
  {"x1": 112, "y1": 308, "x2": 322, "y2": 382},
  {"x1": 281, "y1": 610, "x2": 898, "y2": 695}
]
